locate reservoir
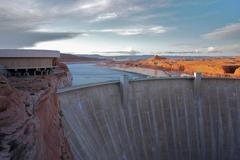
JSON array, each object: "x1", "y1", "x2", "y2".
[
  {"x1": 67, "y1": 63, "x2": 145, "y2": 86},
  {"x1": 61, "y1": 63, "x2": 240, "y2": 160}
]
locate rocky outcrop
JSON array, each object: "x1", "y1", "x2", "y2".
[
  {"x1": 0, "y1": 64, "x2": 73, "y2": 160},
  {"x1": 116, "y1": 56, "x2": 240, "y2": 78},
  {"x1": 56, "y1": 63, "x2": 73, "y2": 89},
  {"x1": 234, "y1": 67, "x2": 240, "y2": 76}
]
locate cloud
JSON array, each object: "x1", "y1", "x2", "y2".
[
  {"x1": 78, "y1": 0, "x2": 110, "y2": 10},
  {"x1": 89, "y1": 26, "x2": 167, "y2": 35},
  {"x1": 149, "y1": 26, "x2": 166, "y2": 33},
  {"x1": 170, "y1": 43, "x2": 240, "y2": 55},
  {"x1": 207, "y1": 46, "x2": 216, "y2": 52},
  {"x1": 0, "y1": 0, "x2": 85, "y2": 48},
  {"x1": 91, "y1": 12, "x2": 118, "y2": 22},
  {"x1": 207, "y1": 44, "x2": 240, "y2": 54},
  {"x1": 95, "y1": 50, "x2": 142, "y2": 55},
  {"x1": 203, "y1": 23, "x2": 240, "y2": 40},
  {"x1": 0, "y1": 30, "x2": 80, "y2": 48},
  {"x1": 0, "y1": 0, "x2": 169, "y2": 48},
  {"x1": 0, "y1": 0, "x2": 169, "y2": 24}
]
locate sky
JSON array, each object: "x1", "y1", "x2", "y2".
[{"x1": 0, "y1": 0, "x2": 239, "y2": 56}]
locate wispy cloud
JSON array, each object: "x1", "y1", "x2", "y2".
[
  {"x1": 171, "y1": 42, "x2": 240, "y2": 55},
  {"x1": 203, "y1": 22, "x2": 240, "y2": 40},
  {"x1": 94, "y1": 50, "x2": 142, "y2": 55},
  {"x1": 91, "y1": 12, "x2": 118, "y2": 22},
  {"x1": 0, "y1": 31, "x2": 80, "y2": 48},
  {"x1": 79, "y1": 0, "x2": 110, "y2": 10},
  {"x1": 206, "y1": 44, "x2": 240, "y2": 54},
  {"x1": 3, "y1": 0, "x2": 234, "y2": 55},
  {"x1": 89, "y1": 26, "x2": 167, "y2": 35},
  {"x1": 0, "y1": 0, "x2": 170, "y2": 48},
  {"x1": 0, "y1": 0, "x2": 81, "y2": 48},
  {"x1": 72, "y1": 0, "x2": 112, "y2": 14}
]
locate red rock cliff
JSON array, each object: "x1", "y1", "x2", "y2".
[
  {"x1": 0, "y1": 64, "x2": 73, "y2": 160},
  {"x1": 56, "y1": 63, "x2": 73, "y2": 89}
]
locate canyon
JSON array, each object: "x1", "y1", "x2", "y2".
[
  {"x1": 2, "y1": 54, "x2": 240, "y2": 160},
  {"x1": 104, "y1": 56, "x2": 240, "y2": 78}
]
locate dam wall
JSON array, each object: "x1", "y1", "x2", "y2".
[{"x1": 58, "y1": 78, "x2": 240, "y2": 160}]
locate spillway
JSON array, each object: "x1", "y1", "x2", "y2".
[{"x1": 58, "y1": 77, "x2": 240, "y2": 160}]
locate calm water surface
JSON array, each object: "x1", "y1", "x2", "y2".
[{"x1": 67, "y1": 63, "x2": 145, "y2": 86}]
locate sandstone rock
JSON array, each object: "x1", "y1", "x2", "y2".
[
  {"x1": 56, "y1": 63, "x2": 73, "y2": 89},
  {"x1": 234, "y1": 67, "x2": 240, "y2": 76},
  {"x1": 135, "y1": 56, "x2": 240, "y2": 78},
  {"x1": 0, "y1": 73, "x2": 72, "y2": 159},
  {"x1": 0, "y1": 75, "x2": 12, "y2": 96}
]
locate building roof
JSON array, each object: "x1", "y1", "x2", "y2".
[{"x1": 0, "y1": 49, "x2": 60, "y2": 58}]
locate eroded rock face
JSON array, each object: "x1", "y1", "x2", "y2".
[
  {"x1": 234, "y1": 67, "x2": 240, "y2": 76},
  {"x1": 109, "y1": 56, "x2": 240, "y2": 78},
  {"x1": 56, "y1": 63, "x2": 73, "y2": 89},
  {"x1": 0, "y1": 74, "x2": 72, "y2": 160}
]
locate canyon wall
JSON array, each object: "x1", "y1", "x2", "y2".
[
  {"x1": 137, "y1": 56, "x2": 240, "y2": 78},
  {"x1": 106, "y1": 56, "x2": 240, "y2": 78},
  {"x1": 59, "y1": 78, "x2": 240, "y2": 160},
  {"x1": 0, "y1": 64, "x2": 72, "y2": 160},
  {"x1": 56, "y1": 63, "x2": 73, "y2": 89}
]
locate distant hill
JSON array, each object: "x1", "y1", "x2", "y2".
[{"x1": 60, "y1": 53, "x2": 107, "y2": 63}]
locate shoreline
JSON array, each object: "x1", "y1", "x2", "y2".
[
  {"x1": 105, "y1": 64, "x2": 192, "y2": 78},
  {"x1": 101, "y1": 55, "x2": 240, "y2": 78},
  {"x1": 60, "y1": 61, "x2": 99, "y2": 64}
]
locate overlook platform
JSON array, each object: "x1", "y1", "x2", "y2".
[{"x1": 0, "y1": 49, "x2": 60, "y2": 76}]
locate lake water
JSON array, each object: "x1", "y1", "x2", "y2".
[{"x1": 67, "y1": 63, "x2": 146, "y2": 86}]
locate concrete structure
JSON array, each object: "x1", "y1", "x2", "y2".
[
  {"x1": 0, "y1": 49, "x2": 60, "y2": 69},
  {"x1": 58, "y1": 77, "x2": 240, "y2": 160},
  {"x1": 0, "y1": 49, "x2": 60, "y2": 76}
]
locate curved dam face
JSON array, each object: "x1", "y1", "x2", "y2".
[{"x1": 58, "y1": 78, "x2": 240, "y2": 160}]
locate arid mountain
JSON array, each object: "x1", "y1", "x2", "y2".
[
  {"x1": 105, "y1": 55, "x2": 240, "y2": 78},
  {"x1": 60, "y1": 54, "x2": 105, "y2": 63}
]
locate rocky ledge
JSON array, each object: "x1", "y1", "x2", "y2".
[{"x1": 0, "y1": 63, "x2": 73, "y2": 160}]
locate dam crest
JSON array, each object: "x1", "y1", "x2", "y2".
[{"x1": 58, "y1": 77, "x2": 240, "y2": 160}]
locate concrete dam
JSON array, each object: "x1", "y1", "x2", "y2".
[{"x1": 58, "y1": 77, "x2": 240, "y2": 160}]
